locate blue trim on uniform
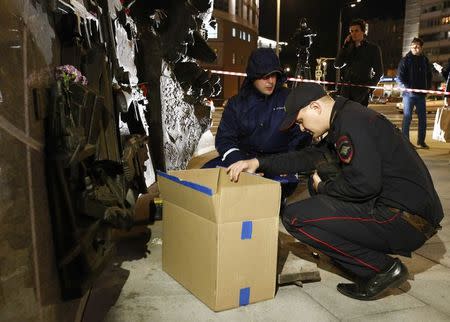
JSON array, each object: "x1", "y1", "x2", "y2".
[
  {"x1": 239, "y1": 287, "x2": 250, "y2": 306},
  {"x1": 270, "y1": 174, "x2": 299, "y2": 184},
  {"x1": 157, "y1": 171, "x2": 213, "y2": 196},
  {"x1": 241, "y1": 221, "x2": 253, "y2": 240}
]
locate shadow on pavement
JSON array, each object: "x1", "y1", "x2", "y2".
[{"x1": 81, "y1": 226, "x2": 152, "y2": 322}]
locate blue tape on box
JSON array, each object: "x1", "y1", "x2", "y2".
[
  {"x1": 239, "y1": 287, "x2": 250, "y2": 306},
  {"x1": 157, "y1": 170, "x2": 213, "y2": 196},
  {"x1": 241, "y1": 221, "x2": 253, "y2": 240}
]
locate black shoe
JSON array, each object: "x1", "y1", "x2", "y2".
[
  {"x1": 417, "y1": 142, "x2": 430, "y2": 149},
  {"x1": 336, "y1": 259, "x2": 408, "y2": 300}
]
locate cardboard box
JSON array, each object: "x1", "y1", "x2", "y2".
[{"x1": 157, "y1": 168, "x2": 281, "y2": 311}]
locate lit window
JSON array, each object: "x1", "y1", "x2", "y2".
[
  {"x1": 232, "y1": 28, "x2": 236, "y2": 37},
  {"x1": 248, "y1": 33, "x2": 251, "y2": 42}
]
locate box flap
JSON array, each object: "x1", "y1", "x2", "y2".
[
  {"x1": 157, "y1": 168, "x2": 281, "y2": 224},
  {"x1": 157, "y1": 170, "x2": 219, "y2": 222},
  {"x1": 216, "y1": 169, "x2": 281, "y2": 223},
  {"x1": 158, "y1": 170, "x2": 215, "y2": 195},
  {"x1": 167, "y1": 168, "x2": 221, "y2": 195}
]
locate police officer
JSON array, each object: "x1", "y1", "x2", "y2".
[{"x1": 227, "y1": 82, "x2": 443, "y2": 300}]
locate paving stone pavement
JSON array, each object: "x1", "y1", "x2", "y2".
[{"x1": 83, "y1": 130, "x2": 450, "y2": 322}]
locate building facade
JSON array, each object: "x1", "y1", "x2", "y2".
[
  {"x1": 403, "y1": 0, "x2": 450, "y2": 87},
  {"x1": 367, "y1": 18, "x2": 404, "y2": 77},
  {"x1": 402, "y1": 0, "x2": 422, "y2": 56},
  {"x1": 202, "y1": 0, "x2": 259, "y2": 99}
]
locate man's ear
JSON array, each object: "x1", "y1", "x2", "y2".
[{"x1": 310, "y1": 101, "x2": 322, "y2": 113}]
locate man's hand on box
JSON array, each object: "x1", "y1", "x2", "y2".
[{"x1": 226, "y1": 158, "x2": 260, "y2": 182}]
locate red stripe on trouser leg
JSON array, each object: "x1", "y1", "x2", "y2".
[
  {"x1": 295, "y1": 226, "x2": 381, "y2": 273},
  {"x1": 302, "y1": 212, "x2": 401, "y2": 224}
]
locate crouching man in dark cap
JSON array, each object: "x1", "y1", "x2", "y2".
[{"x1": 227, "y1": 82, "x2": 443, "y2": 300}]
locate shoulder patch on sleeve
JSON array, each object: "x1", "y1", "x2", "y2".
[{"x1": 335, "y1": 135, "x2": 354, "y2": 164}]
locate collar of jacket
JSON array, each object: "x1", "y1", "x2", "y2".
[
  {"x1": 353, "y1": 39, "x2": 369, "y2": 48},
  {"x1": 328, "y1": 96, "x2": 350, "y2": 141},
  {"x1": 406, "y1": 51, "x2": 425, "y2": 59},
  {"x1": 238, "y1": 79, "x2": 285, "y2": 100}
]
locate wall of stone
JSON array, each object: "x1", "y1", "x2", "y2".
[
  {"x1": 0, "y1": 1, "x2": 88, "y2": 321},
  {"x1": 0, "y1": 1, "x2": 219, "y2": 320}
]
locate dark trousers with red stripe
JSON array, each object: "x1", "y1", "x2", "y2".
[{"x1": 282, "y1": 194, "x2": 426, "y2": 278}]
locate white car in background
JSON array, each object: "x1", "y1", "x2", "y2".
[
  {"x1": 370, "y1": 77, "x2": 402, "y2": 104},
  {"x1": 395, "y1": 97, "x2": 444, "y2": 114},
  {"x1": 395, "y1": 80, "x2": 447, "y2": 113}
]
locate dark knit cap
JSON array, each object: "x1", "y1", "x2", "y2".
[{"x1": 279, "y1": 82, "x2": 327, "y2": 131}]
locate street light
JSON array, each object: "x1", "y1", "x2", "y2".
[
  {"x1": 275, "y1": 1, "x2": 292, "y2": 56},
  {"x1": 350, "y1": 0, "x2": 361, "y2": 8},
  {"x1": 335, "y1": 0, "x2": 363, "y2": 88},
  {"x1": 276, "y1": 0, "x2": 281, "y2": 56}
]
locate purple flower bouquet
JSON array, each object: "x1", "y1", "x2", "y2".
[{"x1": 55, "y1": 65, "x2": 88, "y2": 89}]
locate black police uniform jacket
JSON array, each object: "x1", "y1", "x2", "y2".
[
  {"x1": 215, "y1": 72, "x2": 308, "y2": 166},
  {"x1": 258, "y1": 97, "x2": 444, "y2": 227}
]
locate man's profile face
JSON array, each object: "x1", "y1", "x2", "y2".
[
  {"x1": 410, "y1": 42, "x2": 423, "y2": 56},
  {"x1": 349, "y1": 24, "x2": 364, "y2": 43},
  {"x1": 295, "y1": 102, "x2": 326, "y2": 139},
  {"x1": 253, "y1": 73, "x2": 277, "y2": 95}
]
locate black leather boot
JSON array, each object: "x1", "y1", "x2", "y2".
[{"x1": 336, "y1": 258, "x2": 408, "y2": 300}]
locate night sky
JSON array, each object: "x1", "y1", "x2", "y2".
[{"x1": 259, "y1": 0, "x2": 406, "y2": 73}]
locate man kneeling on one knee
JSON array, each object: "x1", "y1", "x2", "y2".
[{"x1": 227, "y1": 82, "x2": 443, "y2": 301}]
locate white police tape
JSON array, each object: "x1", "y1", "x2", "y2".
[{"x1": 209, "y1": 69, "x2": 450, "y2": 97}]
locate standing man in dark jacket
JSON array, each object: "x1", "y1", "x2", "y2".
[
  {"x1": 334, "y1": 19, "x2": 383, "y2": 106},
  {"x1": 397, "y1": 37, "x2": 433, "y2": 148},
  {"x1": 203, "y1": 48, "x2": 310, "y2": 168},
  {"x1": 227, "y1": 83, "x2": 443, "y2": 301}
]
